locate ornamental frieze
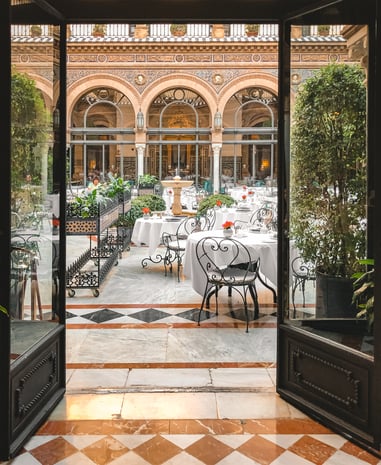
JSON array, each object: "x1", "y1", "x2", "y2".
[
  {"x1": 261, "y1": 54, "x2": 278, "y2": 62},
  {"x1": 224, "y1": 54, "x2": 252, "y2": 62},
  {"x1": 69, "y1": 54, "x2": 100, "y2": 62},
  {"x1": 301, "y1": 54, "x2": 329, "y2": 62},
  {"x1": 147, "y1": 55, "x2": 176, "y2": 62},
  {"x1": 184, "y1": 55, "x2": 212, "y2": 62},
  {"x1": 107, "y1": 55, "x2": 135, "y2": 62}
]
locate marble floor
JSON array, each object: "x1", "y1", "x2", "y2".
[{"x1": 3, "y1": 241, "x2": 380, "y2": 465}]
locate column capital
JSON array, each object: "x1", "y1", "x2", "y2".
[{"x1": 212, "y1": 143, "x2": 222, "y2": 151}]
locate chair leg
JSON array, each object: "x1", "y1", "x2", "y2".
[
  {"x1": 243, "y1": 295, "x2": 249, "y2": 333},
  {"x1": 248, "y1": 284, "x2": 259, "y2": 320},
  {"x1": 198, "y1": 286, "x2": 211, "y2": 325},
  {"x1": 176, "y1": 253, "x2": 182, "y2": 282}
]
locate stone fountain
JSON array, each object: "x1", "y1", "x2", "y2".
[{"x1": 161, "y1": 176, "x2": 193, "y2": 215}]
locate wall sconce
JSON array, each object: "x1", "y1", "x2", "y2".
[
  {"x1": 136, "y1": 110, "x2": 144, "y2": 130},
  {"x1": 214, "y1": 110, "x2": 222, "y2": 131}
]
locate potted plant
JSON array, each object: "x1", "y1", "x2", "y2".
[
  {"x1": 245, "y1": 24, "x2": 260, "y2": 36},
  {"x1": 30, "y1": 25, "x2": 42, "y2": 37},
  {"x1": 290, "y1": 63, "x2": 367, "y2": 318},
  {"x1": 170, "y1": 24, "x2": 187, "y2": 36},
  {"x1": 197, "y1": 193, "x2": 235, "y2": 216},
  {"x1": 222, "y1": 220, "x2": 234, "y2": 238},
  {"x1": 123, "y1": 194, "x2": 166, "y2": 228},
  {"x1": 92, "y1": 24, "x2": 106, "y2": 37},
  {"x1": 138, "y1": 174, "x2": 158, "y2": 188},
  {"x1": 317, "y1": 24, "x2": 330, "y2": 36}
]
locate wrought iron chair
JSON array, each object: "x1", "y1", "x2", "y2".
[
  {"x1": 10, "y1": 235, "x2": 42, "y2": 320},
  {"x1": 249, "y1": 206, "x2": 277, "y2": 231},
  {"x1": 205, "y1": 207, "x2": 216, "y2": 230},
  {"x1": 162, "y1": 215, "x2": 210, "y2": 281},
  {"x1": 195, "y1": 236, "x2": 260, "y2": 332},
  {"x1": 291, "y1": 256, "x2": 316, "y2": 317}
]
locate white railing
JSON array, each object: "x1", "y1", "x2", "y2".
[{"x1": 11, "y1": 23, "x2": 344, "y2": 39}]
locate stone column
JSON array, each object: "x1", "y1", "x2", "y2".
[
  {"x1": 212, "y1": 143, "x2": 222, "y2": 194},
  {"x1": 136, "y1": 144, "x2": 146, "y2": 178}
]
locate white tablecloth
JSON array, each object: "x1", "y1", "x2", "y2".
[
  {"x1": 214, "y1": 207, "x2": 257, "y2": 229},
  {"x1": 183, "y1": 229, "x2": 280, "y2": 296},
  {"x1": 131, "y1": 217, "x2": 183, "y2": 256}
]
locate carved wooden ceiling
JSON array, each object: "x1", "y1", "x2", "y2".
[{"x1": 11, "y1": 0, "x2": 372, "y2": 24}]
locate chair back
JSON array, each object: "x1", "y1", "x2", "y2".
[
  {"x1": 195, "y1": 236, "x2": 258, "y2": 286},
  {"x1": 250, "y1": 206, "x2": 277, "y2": 231},
  {"x1": 204, "y1": 208, "x2": 216, "y2": 229},
  {"x1": 291, "y1": 256, "x2": 316, "y2": 280},
  {"x1": 162, "y1": 215, "x2": 209, "y2": 248},
  {"x1": 176, "y1": 215, "x2": 210, "y2": 238}
]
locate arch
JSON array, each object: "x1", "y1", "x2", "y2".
[
  {"x1": 67, "y1": 73, "x2": 141, "y2": 123},
  {"x1": 24, "y1": 73, "x2": 53, "y2": 110},
  {"x1": 217, "y1": 72, "x2": 278, "y2": 113},
  {"x1": 140, "y1": 74, "x2": 217, "y2": 116}
]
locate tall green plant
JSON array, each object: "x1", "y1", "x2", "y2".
[
  {"x1": 290, "y1": 63, "x2": 367, "y2": 278},
  {"x1": 11, "y1": 69, "x2": 49, "y2": 189}
]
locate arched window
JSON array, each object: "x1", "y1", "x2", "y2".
[
  {"x1": 222, "y1": 87, "x2": 278, "y2": 186},
  {"x1": 70, "y1": 88, "x2": 135, "y2": 186},
  {"x1": 147, "y1": 87, "x2": 211, "y2": 187}
]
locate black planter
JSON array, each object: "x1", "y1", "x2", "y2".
[{"x1": 315, "y1": 270, "x2": 357, "y2": 318}]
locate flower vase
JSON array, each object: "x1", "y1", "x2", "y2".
[
  {"x1": 223, "y1": 228, "x2": 233, "y2": 238},
  {"x1": 143, "y1": 214, "x2": 150, "y2": 220}
]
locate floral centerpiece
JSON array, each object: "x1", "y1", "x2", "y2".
[
  {"x1": 215, "y1": 199, "x2": 222, "y2": 208},
  {"x1": 242, "y1": 194, "x2": 247, "y2": 201},
  {"x1": 222, "y1": 220, "x2": 234, "y2": 238},
  {"x1": 142, "y1": 207, "x2": 151, "y2": 219}
]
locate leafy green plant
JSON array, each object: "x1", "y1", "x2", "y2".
[
  {"x1": 170, "y1": 24, "x2": 187, "y2": 36},
  {"x1": 67, "y1": 189, "x2": 109, "y2": 218},
  {"x1": 123, "y1": 194, "x2": 166, "y2": 227},
  {"x1": 197, "y1": 193, "x2": 234, "y2": 216},
  {"x1": 11, "y1": 70, "x2": 49, "y2": 190},
  {"x1": 138, "y1": 174, "x2": 158, "y2": 187},
  {"x1": 104, "y1": 175, "x2": 130, "y2": 198},
  {"x1": 0, "y1": 305, "x2": 8, "y2": 316},
  {"x1": 352, "y1": 259, "x2": 374, "y2": 330},
  {"x1": 290, "y1": 63, "x2": 367, "y2": 278},
  {"x1": 245, "y1": 24, "x2": 259, "y2": 35}
]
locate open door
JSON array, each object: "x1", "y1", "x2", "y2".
[{"x1": 277, "y1": 0, "x2": 381, "y2": 453}]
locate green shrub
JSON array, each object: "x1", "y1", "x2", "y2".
[
  {"x1": 197, "y1": 193, "x2": 234, "y2": 216},
  {"x1": 122, "y1": 194, "x2": 166, "y2": 227}
]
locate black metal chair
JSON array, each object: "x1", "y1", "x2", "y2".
[
  {"x1": 291, "y1": 256, "x2": 316, "y2": 316},
  {"x1": 205, "y1": 207, "x2": 216, "y2": 230},
  {"x1": 249, "y1": 206, "x2": 277, "y2": 231},
  {"x1": 162, "y1": 215, "x2": 210, "y2": 282},
  {"x1": 195, "y1": 236, "x2": 260, "y2": 332}
]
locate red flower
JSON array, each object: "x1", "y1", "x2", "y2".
[
  {"x1": 142, "y1": 207, "x2": 150, "y2": 214},
  {"x1": 216, "y1": 199, "x2": 222, "y2": 207},
  {"x1": 242, "y1": 194, "x2": 247, "y2": 200},
  {"x1": 248, "y1": 190, "x2": 254, "y2": 196},
  {"x1": 242, "y1": 185, "x2": 247, "y2": 190},
  {"x1": 222, "y1": 220, "x2": 234, "y2": 230}
]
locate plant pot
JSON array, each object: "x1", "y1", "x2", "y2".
[
  {"x1": 315, "y1": 270, "x2": 357, "y2": 318},
  {"x1": 223, "y1": 228, "x2": 233, "y2": 238}
]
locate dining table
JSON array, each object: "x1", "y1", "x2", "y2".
[
  {"x1": 183, "y1": 228, "x2": 282, "y2": 299},
  {"x1": 131, "y1": 215, "x2": 186, "y2": 257}
]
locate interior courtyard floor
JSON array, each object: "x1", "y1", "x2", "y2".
[{"x1": 3, "y1": 241, "x2": 380, "y2": 465}]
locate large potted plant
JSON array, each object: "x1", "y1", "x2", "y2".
[{"x1": 290, "y1": 63, "x2": 367, "y2": 318}]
